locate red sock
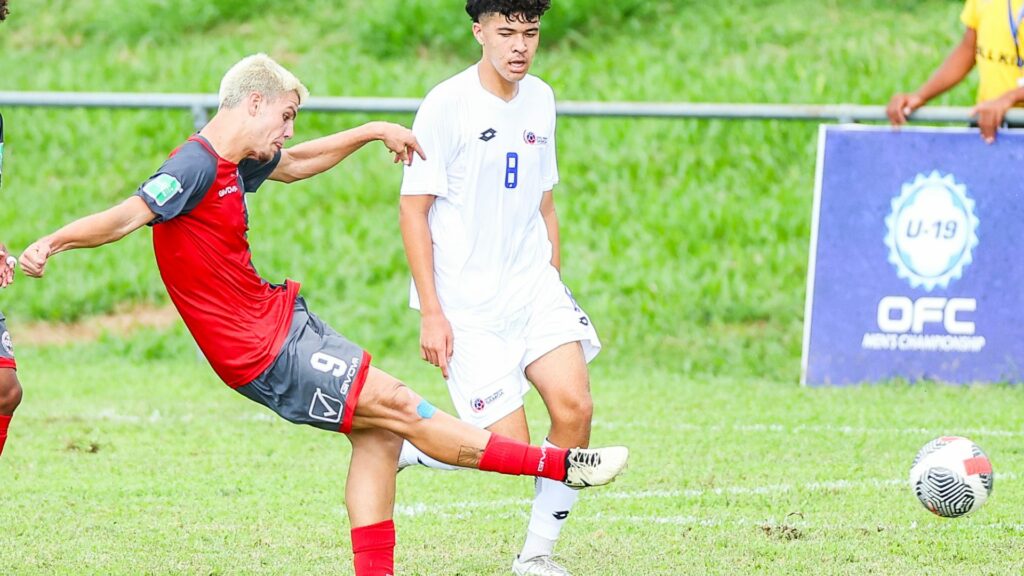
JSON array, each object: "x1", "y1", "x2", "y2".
[
  {"x1": 478, "y1": 434, "x2": 567, "y2": 482},
  {"x1": 0, "y1": 414, "x2": 11, "y2": 457},
  {"x1": 351, "y1": 519, "x2": 395, "y2": 576}
]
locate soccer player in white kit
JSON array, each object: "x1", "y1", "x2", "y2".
[{"x1": 398, "y1": 2, "x2": 602, "y2": 575}]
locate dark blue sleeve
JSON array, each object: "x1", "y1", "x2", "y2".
[
  {"x1": 238, "y1": 150, "x2": 282, "y2": 193},
  {"x1": 134, "y1": 141, "x2": 217, "y2": 224}
]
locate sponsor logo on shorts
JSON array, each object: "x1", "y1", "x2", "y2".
[
  {"x1": 141, "y1": 174, "x2": 183, "y2": 207},
  {"x1": 470, "y1": 389, "x2": 505, "y2": 413},
  {"x1": 309, "y1": 387, "x2": 344, "y2": 423},
  {"x1": 339, "y1": 355, "x2": 361, "y2": 397},
  {"x1": 217, "y1": 184, "x2": 239, "y2": 197},
  {"x1": 1, "y1": 330, "x2": 12, "y2": 355},
  {"x1": 537, "y1": 446, "x2": 547, "y2": 472}
]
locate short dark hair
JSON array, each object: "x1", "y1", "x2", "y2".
[
  {"x1": 0, "y1": 0, "x2": 9, "y2": 22},
  {"x1": 465, "y1": 0, "x2": 551, "y2": 23}
]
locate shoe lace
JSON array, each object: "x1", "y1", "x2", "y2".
[
  {"x1": 569, "y1": 450, "x2": 601, "y2": 468},
  {"x1": 521, "y1": 555, "x2": 569, "y2": 575}
]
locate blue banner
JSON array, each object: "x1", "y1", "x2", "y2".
[{"x1": 802, "y1": 125, "x2": 1024, "y2": 386}]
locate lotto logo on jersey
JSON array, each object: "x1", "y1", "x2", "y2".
[
  {"x1": 479, "y1": 128, "x2": 497, "y2": 142},
  {"x1": 523, "y1": 131, "x2": 548, "y2": 145}
]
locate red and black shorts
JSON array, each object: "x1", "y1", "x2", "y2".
[{"x1": 0, "y1": 311, "x2": 15, "y2": 370}]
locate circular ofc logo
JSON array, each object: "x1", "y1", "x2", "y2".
[
  {"x1": 523, "y1": 131, "x2": 537, "y2": 144},
  {"x1": 884, "y1": 171, "x2": 979, "y2": 291},
  {"x1": 471, "y1": 398, "x2": 486, "y2": 412}
]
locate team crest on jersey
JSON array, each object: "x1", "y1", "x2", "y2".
[
  {"x1": 523, "y1": 131, "x2": 548, "y2": 145},
  {"x1": 142, "y1": 173, "x2": 183, "y2": 207},
  {"x1": 1, "y1": 330, "x2": 12, "y2": 355}
]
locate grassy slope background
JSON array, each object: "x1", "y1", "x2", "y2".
[
  {"x1": 0, "y1": 0, "x2": 977, "y2": 380},
  {"x1": 3, "y1": 1, "x2": 1023, "y2": 575}
]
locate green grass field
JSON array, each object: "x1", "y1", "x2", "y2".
[
  {"x1": 2, "y1": 0, "x2": 1023, "y2": 574},
  {"x1": 3, "y1": 339, "x2": 1022, "y2": 575}
]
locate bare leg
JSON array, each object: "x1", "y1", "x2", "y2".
[
  {"x1": 351, "y1": 366, "x2": 626, "y2": 488},
  {"x1": 350, "y1": 366, "x2": 491, "y2": 467},
  {"x1": 398, "y1": 405, "x2": 531, "y2": 471},
  {"x1": 345, "y1": 427, "x2": 401, "y2": 576},
  {"x1": 485, "y1": 406, "x2": 531, "y2": 442},
  {"x1": 526, "y1": 341, "x2": 592, "y2": 449},
  {"x1": 345, "y1": 427, "x2": 401, "y2": 527},
  {"x1": 0, "y1": 369, "x2": 22, "y2": 457},
  {"x1": 0, "y1": 368, "x2": 22, "y2": 414},
  {"x1": 516, "y1": 341, "x2": 594, "y2": 565}
]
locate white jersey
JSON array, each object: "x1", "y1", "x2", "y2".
[{"x1": 401, "y1": 65, "x2": 559, "y2": 323}]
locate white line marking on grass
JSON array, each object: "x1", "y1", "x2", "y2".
[
  {"x1": 584, "y1": 513, "x2": 1024, "y2": 532},
  {"x1": 83, "y1": 405, "x2": 1024, "y2": 436},
  {"x1": 87, "y1": 410, "x2": 1024, "y2": 439},
  {"x1": 593, "y1": 420, "x2": 1024, "y2": 438},
  {"x1": 395, "y1": 472, "x2": 1017, "y2": 518}
]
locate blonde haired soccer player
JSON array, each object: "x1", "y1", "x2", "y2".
[{"x1": 20, "y1": 53, "x2": 628, "y2": 576}]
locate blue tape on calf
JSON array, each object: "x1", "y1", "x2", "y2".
[{"x1": 416, "y1": 399, "x2": 437, "y2": 419}]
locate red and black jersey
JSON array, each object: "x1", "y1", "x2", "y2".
[
  {"x1": 1, "y1": 112, "x2": 14, "y2": 369},
  {"x1": 136, "y1": 136, "x2": 298, "y2": 387}
]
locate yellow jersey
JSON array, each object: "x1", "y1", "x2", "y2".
[{"x1": 962, "y1": 0, "x2": 1024, "y2": 102}]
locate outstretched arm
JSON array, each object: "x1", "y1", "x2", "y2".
[
  {"x1": 19, "y1": 195, "x2": 155, "y2": 277},
  {"x1": 270, "y1": 121, "x2": 425, "y2": 183}
]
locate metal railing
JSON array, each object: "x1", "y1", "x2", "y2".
[{"x1": 2, "y1": 91, "x2": 1021, "y2": 130}]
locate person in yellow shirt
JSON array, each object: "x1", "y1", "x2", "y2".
[{"x1": 888, "y1": 0, "x2": 1024, "y2": 143}]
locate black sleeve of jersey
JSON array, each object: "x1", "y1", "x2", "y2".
[
  {"x1": 238, "y1": 150, "x2": 282, "y2": 193},
  {"x1": 134, "y1": 141, "x2": 218, "y2": 225}
]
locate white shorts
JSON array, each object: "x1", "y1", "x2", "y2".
[{"x1": 445, "y1": 269, "x2": 601, "y2": 428}]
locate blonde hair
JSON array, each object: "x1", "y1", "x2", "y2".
[{"x1": 218, "y1": 53, "x2": 310, "y2": 109}]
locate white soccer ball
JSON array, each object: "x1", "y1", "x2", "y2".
[{"x1": 909, "y1": 436, "x2": 993, "y2": 518}]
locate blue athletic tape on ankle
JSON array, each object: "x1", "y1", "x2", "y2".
[{"x1": 416, "y1": 399, "x2": 436, "y2": 419}]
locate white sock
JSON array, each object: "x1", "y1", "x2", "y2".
[
  {"x1": 398, "y1": 440, "x2": 463, "y2": 471},
  {"x1": 518, "y1": 439, "x2": 580, "y2": 561}
]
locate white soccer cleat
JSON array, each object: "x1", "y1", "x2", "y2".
[
  {"x1": 562, "y1": 446, "x2": 628, "y2": 489},
  {"x1": 396, "y1": 441, "x2": 424, "y2": 472},
  {"x1": 512, "y1": 555, "x2": 571, "y2": 576}
]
